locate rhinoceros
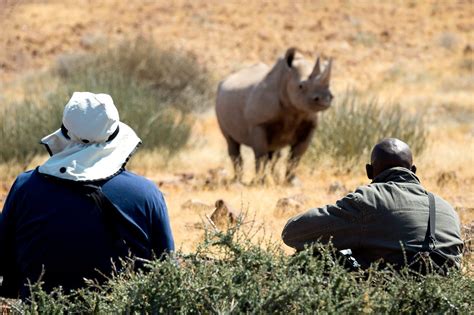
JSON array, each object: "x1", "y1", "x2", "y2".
[{"x1": 216, "y1": 48, "x2": 333, "y2": 184}]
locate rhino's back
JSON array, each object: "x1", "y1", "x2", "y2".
[
  {"x1": 216, "y1": 63, "x2": 270, "y2": 145},
  {"x1": 219, "y1": 63, "x2": 269, "y2": 91}
]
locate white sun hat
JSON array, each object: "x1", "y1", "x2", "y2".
[{"x1": 39, "y1": 92, "x2": 141, "y2": 181}]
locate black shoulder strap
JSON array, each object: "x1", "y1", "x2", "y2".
[
  {"x1": 83, "y1": 184, "x2": 152, "y2": 260},
  {"x1": 426, "y1": 192, "x2": 437, "y2": 250}
]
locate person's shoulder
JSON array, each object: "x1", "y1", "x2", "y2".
[
  {"x1": 428, "y1": 192, "x2": 462, "y2": 231},
  {"x1": 11, "y1": 168, "x2": 38, "y2": 189},
  {"x1": 334, "y1": 184, "x2": 372, "y2": 206},
  {"x1": 2, "y1": 169, "x2": 39, "y2": 203},
  {"x1": 112, "y1": 170, "x2": 161, "y2": 192},
  {"x1": 15, "y1": 168, "x2": 36, "y2": 180},
  {"x1": 118, "y1": 170, "x2": 156, "y2": 184},
  {"x1": 113, "y1": 171, "x2": 167, "y2": 207},
  {"x1": 430, "y1": 192, "x2": 456, "y2": 211},
  {"x1": 352, "y1": 183, "x2": 378, "y2": 199},
  {"x1": 341, "y1": 183, "x2": 382, "y2": 210}
]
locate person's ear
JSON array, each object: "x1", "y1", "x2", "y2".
[
  {"x1": 411, "y1": 165, "x2": 417, "y2": 174},
  {"x1": 366, "y1": 164, "x2": 374, "y2": 180}
]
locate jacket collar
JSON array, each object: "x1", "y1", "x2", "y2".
[{"x1": 372, "y1": 167, "x2": 421, "y2": 184}]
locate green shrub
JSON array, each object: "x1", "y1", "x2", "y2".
[
  {"x1": 56, "y1": 37, "x2": 213, "y2": 115},
  {"x1": 0, "y1": 92, "x2": 65, "y2": 165},
  {"x1": 306, "y1": 92, "x2": 427, "y2": 167},
  {"x1": 0, "y1": 37, "x2": 214, "y2": 164},
  {"x1": 3, "y1": 225, "x2": 472, "y2": 314}
]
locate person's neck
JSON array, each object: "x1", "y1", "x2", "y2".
[{"x1": 372, "y1": 166, "x2": 419, "y2": 184}]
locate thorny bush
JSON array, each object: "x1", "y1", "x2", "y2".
[{"x1": 2, "y1": 223, "x2": 472, "y2": 314}]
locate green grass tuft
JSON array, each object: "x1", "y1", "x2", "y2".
[
  {"x1": 0, "y1": 37, "x2": 214, "y2": 164},
  {"x1": 306, "y1": 91, "x2": 427, "y2": 168}
]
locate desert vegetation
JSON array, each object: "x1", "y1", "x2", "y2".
[
  {"x1": 0, "y1": 0, "x2": 473, "y2": 313},
  {"x1": 307, "y1": 92, "x2": 427, "y2": 167},
  {"x1": 1, "y1": 226, "x2": 473, "y2": 314},
  {"x1": 0, "y1": 37, "x2": 214, "y2": 164}
]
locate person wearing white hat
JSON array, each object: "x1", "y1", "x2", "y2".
[{"x1": 0, "y1": 92, "x2": 175, "y2": 298}]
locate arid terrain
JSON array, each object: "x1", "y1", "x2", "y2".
[{"x1": 0, "y1": 0, "x2": 473, "y2": 253}]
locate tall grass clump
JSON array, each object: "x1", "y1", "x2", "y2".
[
  {"x1": 0, "y1": 37, "x2": 214, "y2": 164},
  {"x1": 307, "y1": 91, "x2": 427, "y2": 167},
  {"x1": 3, "y1": 225, "x2": 472, "y2": 313},
  {"x1": 0, "y1": 92, "x2": 65, "y2": 165}
]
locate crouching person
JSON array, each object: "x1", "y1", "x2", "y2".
[
  {"x1": 282, "y1": 138, "x2": 463, "y2": 273},
  {"x1": 0, "y1": 92, "x2": 175, "y2": 298}
]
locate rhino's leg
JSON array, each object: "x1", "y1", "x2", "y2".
[
  {"x1": 254, "y1": 153, "x2": 269, "y2": 184},
  {"x1": 251, "y1": 126, "x2": 270, "y2": 184},
  {"x1": 224, "y1": 135, "x2": 243, "y2": 182},
  {"x1": 269, "y1": 150, "x2": 282, "y2": 183},
  {"x1": 286, "y1": 122, "x2": 316, "y2": 184}
]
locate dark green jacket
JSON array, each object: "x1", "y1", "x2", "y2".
[{"x1": 282, "y1": 167, "x2": 463, "y2": 268}]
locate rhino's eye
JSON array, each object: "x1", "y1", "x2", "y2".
[{"x1": 298, "y1": 83, "x2": 303, "y2": 89}]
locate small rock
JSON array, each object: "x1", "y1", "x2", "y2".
[
  {"x1": 205, "y1": 167, "x2": 230, "y2": 188},
  {"x1": 291, "y1": 193, "x2": 308, "y2": 204},
  {"x1": 209, "y1": 199, "x2": 240, "y2": 229},
  {"x1": 380, "y1": 30, "x2": 390, "y2": 39},
  {"x1": 463, "y1": 44, "x2": 472, "y2": 55}
]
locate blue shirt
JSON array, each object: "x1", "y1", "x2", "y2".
[{"x1": 0, "y1": 168, "x2": 174, "y2": 298}]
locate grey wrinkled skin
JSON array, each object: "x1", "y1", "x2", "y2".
[{"x1": 216, "y1": 48, "x2": 333, "y2": 184}]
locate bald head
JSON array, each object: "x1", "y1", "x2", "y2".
[{"x1": 366, "y1": 138, "x2": 416, "y2": 179}]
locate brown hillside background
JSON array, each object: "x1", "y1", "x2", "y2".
[{"x1": 0, "y1": 0, "x2": 473, "y2": 252}]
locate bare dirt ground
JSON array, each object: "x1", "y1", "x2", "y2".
[{"x1": 0, "y1": 0, "x2": 473, "y2": 253}]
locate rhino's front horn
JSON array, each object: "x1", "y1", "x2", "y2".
[
  {"x1": 317, "y1": 58, "x2": 332, "y2": 86},
  {"x1": 310, "y1": 56, "x2": 321, "y2": 79}
]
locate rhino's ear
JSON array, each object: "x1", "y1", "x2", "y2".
[
  {"x1": 284, "y1": 47, "x2": 297, "y2": 68},
  {"x1": 317, "y1": 58, "x2": 332, "y2": 86},
  {"x1": 309, "y1": 56, "x2": 321, "y2": 79}
]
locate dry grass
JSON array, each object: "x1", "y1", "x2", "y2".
[{"x1": 0, "y1": 0, "x2": 473, "y2": 254}]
